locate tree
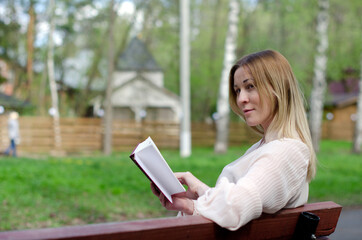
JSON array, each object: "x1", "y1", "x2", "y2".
[
  {"x1": 1, "y1": 0, "x2": 361, "y2": 127},
  {"x1": 214, "y1": 0, "x2": 239, "y2": 153},
  {"x1": 180, "y1": 0, "x2": 191, "y2": 157},
  {"x1": 353, "y1": 55, "x2": 362, "y2": 153},
  {"x1": 103, "y1": 0, "x2": 115, "y2": 155},
  {"x1": 47, "y1": 0, "x2": 62, "y2": 153},
  {"x1": 26, "y1": 0, "x2": 35, "y2": 101},
  {"x1": 74, "y1": 31, "x2": 107, "y2": 116},
  {"x1": 185, "y1": 0, "x2": 229, "y2": 121},
  {"x1": 0, "y1": 0, "x2": 24, "y2": 96},
  {"x1": 205, "y1": 0, "x2": 225, "y2": 118},
  {"x1": 309, "y1": 0, "x2": 329, "y2": 153}
]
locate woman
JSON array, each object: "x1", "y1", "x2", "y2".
[
  {"x1": 4, "y1": 111, "x2": 20, "y2": 157},
  {"x1": 151, "y1": 50, "x2": 317, "y2": 230}
]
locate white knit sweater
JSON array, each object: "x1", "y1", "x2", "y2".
[{"x1": 192, "y1": 138, "x2": 310, "y2": 230}]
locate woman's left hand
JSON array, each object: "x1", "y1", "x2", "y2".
[{"x1": 151, "y1": 182, "x2": 194, "y2": 215}]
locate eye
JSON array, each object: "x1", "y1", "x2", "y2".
[
  {"x1": 234, "y1": 88, "x2": 241, "y2": 94},
  {"x1": 246, "y1": 84, "x2": 255, "y2": 90}
]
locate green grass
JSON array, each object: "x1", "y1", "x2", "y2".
[
  {"x1": 0, "y1": 140, "x2": 361, "y2": 231},
  {"x1": 309, "y1": 140, "x2": 362, "y2": 206}
]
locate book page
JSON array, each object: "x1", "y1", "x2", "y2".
[
  {"x1": 132, "y1": 137, "x2": 153, "y2": 154},
  {"x1": 132, "y1": 137, "x2": 185, "y2": 203}
]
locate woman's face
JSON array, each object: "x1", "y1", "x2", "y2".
[{"x1": 233, "y1": 66, "x2": 273, "y2": 131}]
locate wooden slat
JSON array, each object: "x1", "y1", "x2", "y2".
[
  {"x1": 0, "y1": 201, "x2": 341, "y2": 240},
  {"x1": 2, "y1": 114, "x2": 353, "y2": 153}
]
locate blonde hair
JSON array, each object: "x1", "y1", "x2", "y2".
[{"x1": 229, "y1": 50, "x2": 316, "y2": 181}]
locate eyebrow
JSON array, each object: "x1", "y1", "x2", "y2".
[{"x1": 234, "y1": 78, "x2": 254, "y2": 88}]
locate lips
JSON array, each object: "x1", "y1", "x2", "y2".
[{"x1": 243, "y1": 109, "x2": 253, "y2": 114}]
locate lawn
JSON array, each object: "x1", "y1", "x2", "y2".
[
  {"x1": 0, "y1": 140, "x2": 361, "y2": 231},
  {"x1": 309, "y1": 140, "x2": 362, "y2": 206}
]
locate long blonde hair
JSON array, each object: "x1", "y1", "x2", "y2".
[{"x1": 229, "y1": 50, "x2": 316, "y2": 181}]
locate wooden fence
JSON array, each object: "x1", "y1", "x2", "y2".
[
  {"x1": 191, "y1": 121, "x2": 260, "y2": 147},
  {"x1": 0, "y1": 117, "x2": 181, "y2": 155},
  {"x1": 322, "y1": 121, "x2": 355, "y2": 141},
  {"x1": 0, "y1": 116, "x2": 353, "y2": 155}
]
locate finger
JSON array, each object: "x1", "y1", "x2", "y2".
[
  {"x1": 159, "y1": 193, "x2": 167, "y2": 207},
  {"x1": 174, "y1": 172, "x2": 186, "y2": 181},
  {"x1": 174, "y1": 172, "x2": 183, "y2": 177},
  {"x1": 172, "y1": 191, "x2": 188, "y2": 198},
  {"x1": 150, "y1": 182, "x2": 161, "y2": 196},
  {"x1": 175, "y1": 175, "x2": 187, "y2": 186},
  {"x1": 150, "y1": 182, "x2": 157, "y2": 195},
  {"x1": 175, "y1": 172, "x2": 194, "y2": 186}
]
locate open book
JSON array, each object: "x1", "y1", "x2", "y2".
[{"x1": 130, "y1": 137, "x2": 186, "y2": 203}]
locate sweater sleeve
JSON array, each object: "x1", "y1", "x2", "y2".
[{"x1": 194, "y1": 139, "x2": 310, "y2": 230}]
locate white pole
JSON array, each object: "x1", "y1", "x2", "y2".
[
  {"x1": 47, "y1": 0, "x2": 62, "y2": 153},
  {"x1": 180, "y1": 0, "x2": 191, "y2": 157}
]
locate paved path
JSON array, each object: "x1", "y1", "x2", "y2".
[{"x1": 329, "y1": 208, "x2": 362, "y2": 240}]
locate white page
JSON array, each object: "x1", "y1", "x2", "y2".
[
  {"x1": 133, "y1": 137, "x2": 185, "y2": 203},
  {"x1": 133, "y1": 137, "x2": 153, "y2": 153}
]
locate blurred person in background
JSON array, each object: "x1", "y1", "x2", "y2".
[{"x1": 4, "y1": 111, "x2": 20, "y2": 157}]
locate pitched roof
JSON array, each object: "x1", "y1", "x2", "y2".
[
  {"x1": 325, "y1": 79, "x2": 359, "y2": 108},
  {"x1": 116, "y1": 37, "x2": 162, "y2": 72},
  {"x1": 114, "y1": 74, "x2": 180, "y2": 101},
  {"x1": 325, "y1": 92, "x2": 358, "y2": 108}
]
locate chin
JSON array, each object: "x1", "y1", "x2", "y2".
[{"x1": 246, "y1": 121, "x2": 258, "y2": 127}]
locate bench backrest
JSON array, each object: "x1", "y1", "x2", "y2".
[{"x1": 0, "y1": 201, "x2": 342, "y2": 240}]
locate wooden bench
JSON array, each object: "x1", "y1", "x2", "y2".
[{"x1": 0, "y1": 201, "x2": 341, "y2": 240}]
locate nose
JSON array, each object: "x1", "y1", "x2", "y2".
[{"x1": 237, "y1": 91, "x2": 249, "y2": 105}]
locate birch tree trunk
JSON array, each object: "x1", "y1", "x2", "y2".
[
  {"x1": 309, "y1": 0, "x2": 329, "y2": 153},
  {"x1": 214, "y1": 0, "x2": 239, "y2": 153},
  {"x1": 180, "y1": 0, "x2": 191, "y2": 157},
  {"x1": 103, "y1": 0, "x2": 115, "y2": 155},
  {"x1": 47, "y1": 0, "x2": 62, "y2": 153},
  {"x1": 353, "y1": 54, "x2": 362, "y2": 153}
]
